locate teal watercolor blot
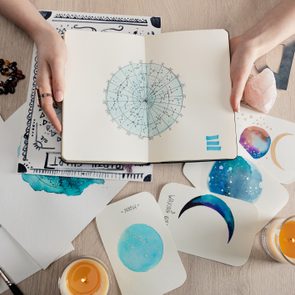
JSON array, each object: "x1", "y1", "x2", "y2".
[
  {"x1": 118, "y1": 223, "x2": 164, "y2": 272},
  {"x1": 21, "y1": 174, "x2": 105, "y2": 196}
]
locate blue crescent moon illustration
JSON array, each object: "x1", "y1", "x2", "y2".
[{"x1": 178, "y1": 194, "x2": 235, "y2": 243}]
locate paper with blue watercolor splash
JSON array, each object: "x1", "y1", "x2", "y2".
[
  {"x1": 183, "y1": 158, "x2": 289, "y2": 230},
  {"x1": 96, "y1": 192, "x2": 186, "y2": 295},
  {"x1": 0, "y1": 105, "x2": 127, "y2": 269},
  {"x1": 158, "y1": 183, "x2": 258, "y2": 266}
]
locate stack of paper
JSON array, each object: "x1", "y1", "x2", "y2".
[
  {"x1": 0, "y1": 10, "x2": 161, "y2": 293},
  {"x1": 0, "y1": 106, "x2": 127, "y2": 293}
]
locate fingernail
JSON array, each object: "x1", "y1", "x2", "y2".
[{"x1": 55, "y1": 91, "x2": 63, "y2": 102}]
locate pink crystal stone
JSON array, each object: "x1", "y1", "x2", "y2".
[{"x1": 243, "y1": 68, "x2": 277, "y2": 113}]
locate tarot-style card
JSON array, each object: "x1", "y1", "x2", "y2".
[
  {"x1": 158, "y1": 183, "x2": 258, "y2": 266},
  {"x1": 236, "y1": 106, "x2": 295, "y2": 184},
  {"x1": 183, "y1": 156, "x2": 289, "y2": 231},
  {"x1": 96, "y1": 192, "x2": 186, "y2": 295}
]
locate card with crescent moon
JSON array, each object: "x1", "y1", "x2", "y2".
[
  {"x1": 158, "y1": 183, "x2": 258, "y2": 266},
  {"x1": 183, "y1": 156, "x2": 289, "y2": 231},
  {"x1": 96, "y1": 192, "x2": 187, "y2": 295},
  {"x1": 236, "y1": 107, "x2": 295, "y2": 184}
]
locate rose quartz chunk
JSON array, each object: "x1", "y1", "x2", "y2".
[{"x1": 243, "y1": 68, "x2": 277, "y2": 113}]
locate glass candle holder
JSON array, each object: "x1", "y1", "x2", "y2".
[
  {"x1": 58, "y1": 257, "x2": 110, "y2": 295},
  {"x1": 261, "y1": 216, "x2": 295, "y2": 264}
]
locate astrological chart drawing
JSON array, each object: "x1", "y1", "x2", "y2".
[{"x1": 105, "y1": 62, "x2": 185, "y2": 139}]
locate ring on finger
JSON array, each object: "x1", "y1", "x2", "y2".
[{"x1": 36, "y1": 87, "x2": 53, "y2": 107}]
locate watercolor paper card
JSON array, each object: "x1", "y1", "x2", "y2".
[
  {"x1": 183, "y1": 157, "x2": 289, "y2": 230},
  {"x1": 96, "y1": 192, "x2": 187, "y2": 295},
  {"x1": 236, "y1": 107, "x2": 295, "y2": 184},
  {"x1": 0, "y1": 106, "x2": 127, "y2": 269},
  {"x1": 158, "y1": 183, "x2": 258, "y2": 266}
]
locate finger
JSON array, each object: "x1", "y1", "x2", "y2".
[
  {"x1": 50, "y1": 58, "x2": 65, "y2": 102},
  {"x1": 230, "y1": 62, "x2": 253, "y2": 112},
  {"x1": 37, "y1": 62, "x2": 62, "y2": 134},
  {"x1": 42, "y1": 96, "x2": 62, "y2": 134}
]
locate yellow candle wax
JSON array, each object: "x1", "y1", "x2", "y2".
[
  {"x1": 279, "y1": 220, "x2": 295, "y2": 259},
  {"x1": 59, "y1": 258, "x2": 109, "y2": 295}
]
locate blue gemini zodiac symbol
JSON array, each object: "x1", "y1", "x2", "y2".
[{"x1": 104, "y1": 62, "x2": 185, "y2": 139}]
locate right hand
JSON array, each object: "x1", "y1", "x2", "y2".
[{"x1": 35, "y1": 27, "x2": 66, "y2": 134}]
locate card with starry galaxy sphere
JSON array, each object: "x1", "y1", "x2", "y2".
[
  {"x1": 183, "y1": 156, "x2": 289, "y2": 231},
  {"x1": 158, "y1": 183, "x2": 258, "y2": 266},
  {"x1": 236, "y1": 106, "x2": 295, "y2": 184}
]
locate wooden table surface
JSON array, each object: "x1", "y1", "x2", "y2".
[{"x1": 1, "y1": 0, "x2": 295, "y2": 294}]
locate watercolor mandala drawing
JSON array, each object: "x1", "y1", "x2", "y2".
[{"x1": 105, "y1": 62, "x2": 185, "y2": 139}]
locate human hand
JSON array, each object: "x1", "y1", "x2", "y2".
[
  {"x1": 35, "y1": 27, "x2": 66, "y2": 134},
  {"x1": 229, "y1": 36, "x2": 257, "y2": 112}
]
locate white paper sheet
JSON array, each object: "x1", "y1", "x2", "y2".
[
  {"x1": 96, "y1": 192, "x2": 187, "y2": 295},
  {"x1": 0, "y1": 105, "x2": 127, "y2": 269},
  {"x1": 158, "y1": 183, "x2": 258, "y2": 266},
  {"x1": 0, "y1": 225, "x2": 74, "y2": 293}
]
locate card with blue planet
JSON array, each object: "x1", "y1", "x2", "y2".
[
  {"x1": 158, "y1": 183, "x2": 258, "y2": 266},
  {"x1": 236, "y1": 106, "x2": 295, "y2": 184},
  {"x1": 96, "y1": 192, "x2": 187, "y2": 295},
  {"x1": 183, "y1": 156, "x2": 289, "y2": 231}
]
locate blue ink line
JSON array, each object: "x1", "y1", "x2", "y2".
[
  {"x1": 206, "y1": 135, "x2": 219, "y2": 140},
  {"x1": 206, "y1": 141, "x2": 220, "y2": 145},
  {"x1": 207, "y1": 146, "x2": 221, "y2": 151}
]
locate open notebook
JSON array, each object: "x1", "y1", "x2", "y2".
[{"x1": 62, "y1": 29, "x2": 237, "y2": 163}]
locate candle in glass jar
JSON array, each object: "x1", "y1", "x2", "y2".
[
  {"x1": 261, "y1": 216, "x2": 295, "y2": 264},
  {"x1": 58, "y1": 257, "x2": 109, "y2": 295}
]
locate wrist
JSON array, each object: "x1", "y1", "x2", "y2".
[{"x1": 30, "y1": 23, "x2": 58, "y2": 45}]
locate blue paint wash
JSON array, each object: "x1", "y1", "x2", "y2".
[
  {"x1": 208, "y1": 156, "x2": 262, "y2": 203},
  {"x1": 118, "y1": 223, "x2": 164, "y2": 272},
  {"x1": 178, "y1": 194, "x2": 235, "y2": 243},
  {"x1": 21, "y1": 174, "x2": 105, "y2": 196}
]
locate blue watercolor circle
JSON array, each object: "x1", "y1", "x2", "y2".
[{"x1": 118, "y1": 223, "x2": 164, "y2": 272}]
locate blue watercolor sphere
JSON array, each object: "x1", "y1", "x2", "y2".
[
  {"x1": 118, "y1": 223, "x2": 164, "y2": 272},
  {"x1": 208, "y1": 156, "x2": 262, "y2": 203}
]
